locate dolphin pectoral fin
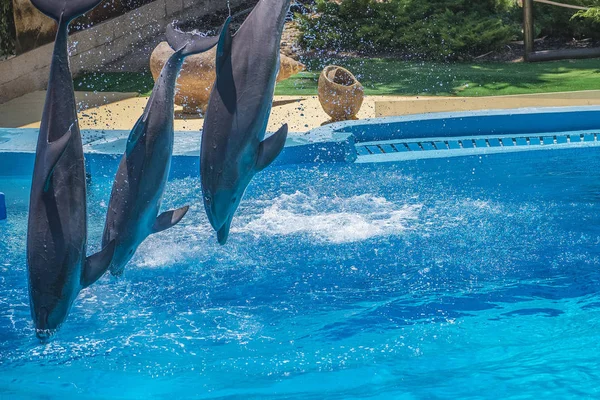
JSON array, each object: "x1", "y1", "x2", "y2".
[
  {"x1": 256, "y1": 124, "x2": 288, "y2": 171},
  {"x1": 216, "y1": 16, "x2": 233, "y2": 73},
  {"x1": 43, "y1": 125, "x2": 74, "y2": 192},
  {"x1": 82, "y1": 240, "x2": 116, "y2": 288},
  {"x1": 152, "y1": 205, "x2": 190, "y2": 234},
  {"x1": 217, "y1": 215, "x2": 233, "y2": 245},
  {"x1": 126, "y1": 116, "x2": 147, "y2": 156}
]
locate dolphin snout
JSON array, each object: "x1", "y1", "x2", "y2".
[
  {"x1": 217, "y1": 223, "x2": 231, "y2": 245},
  {"x1": 35, "y1": 328, "x2": 56, "y2": 342},
  {"x1": 35, "y1": 308, "x2": 56, "y2": 342},
  {"x1": 205, "y1": 194, "x2": 230, "y2": 230}
]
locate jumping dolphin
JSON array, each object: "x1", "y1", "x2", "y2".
[
  {"x1": 101, "y1": 22, "x2": 225, "y2": 275},
  {"x1": 201, "y1": 0, "x2": 291, "y2": 245},
  {"x1": 27, "y1": 0, "x2": 115, "y2": 341}
]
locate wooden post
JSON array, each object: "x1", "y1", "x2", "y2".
[{"x1": 524, "y1": 0, "x2": 534, "y2": 61}]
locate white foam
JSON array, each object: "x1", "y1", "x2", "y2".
[
  {"x1": 127, "y1": 191, "x2": 422, "y2": 269},
  {"x1": 235, "y1": 191, "x2": 422, "y2": 244}
]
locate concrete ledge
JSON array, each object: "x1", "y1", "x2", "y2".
[
  {"x1": 0, "y1": 0, "x2": 245, "y2": 105},
  {"x1": 375, "y1": 90, "x2": 600, "y2": 117},
  {"x1": 311, "y1": 106, "x2": 600, "y2": 143},
  {"x1": 0, "y1": 128, "x2": 356, "y2": 179},
  {"x1": 4, "y1": 107, "x2": 600, "y2": 177}
]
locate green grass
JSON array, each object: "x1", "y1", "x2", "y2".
[
  {"x1": 74, "y1": 71, "x2": 155, "y2": 96},
  {"x1": 74, "y1": 58, "x2": 600, "y2": 98}
]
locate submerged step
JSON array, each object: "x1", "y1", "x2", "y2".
[{"x1": 354, "y1": 131, "x2": 600, "y2": 163}]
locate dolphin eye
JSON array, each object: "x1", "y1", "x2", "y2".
[
  {"x1": 232, "y1": 197, "x2": 237, "y2": 204},
  {"x1": 205, "y1": 196, "x2": 211, "y2": 204}
]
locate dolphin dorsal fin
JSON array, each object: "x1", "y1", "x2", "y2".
[
  {"x1": 126, "y1": 115, "x2": 148, "y2": 157},
  {"x1": 216, "y1": 17, "x2": 233, "y2": 74},
  {"x1": 43, "y1": 125, "x2": 73, "y2": 192},
  {"x1": 256, "y1": 124, "x2": 288, "y2": 171},
  {"x1": 152, "y1": 206, "x2": 190, "y2": 234},
  {"x1": 82, "y1": 240, "x2": 116, "y2": 288}
]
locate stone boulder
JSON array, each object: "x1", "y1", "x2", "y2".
[{"x1": 150, "y1": 42, "x2": 305, "y2": 114}]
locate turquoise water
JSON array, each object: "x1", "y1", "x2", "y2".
[{"x1": 2, "y1": 148, "x2": 600, "y2": 398}]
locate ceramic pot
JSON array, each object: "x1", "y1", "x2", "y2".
[{"x1": 317, "y1": 65, "x2": 364, "y2": 121}]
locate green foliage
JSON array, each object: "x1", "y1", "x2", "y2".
[
  {"x1": 571, "y1": 6, "x2": 600, "y2": 39},
  {"x1": 530, "y1": 0, "x2": 600, "y2": 39},
  {"x1": 297, "y1": 0, "x2": 520, "y2": 61},
  {"x1": 0, "y1": 0, "x2": 16, "y2": 57}
]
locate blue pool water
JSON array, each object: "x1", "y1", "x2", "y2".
[{"x1": 2, "y1": 147, "x2": 600, "y2": 398}]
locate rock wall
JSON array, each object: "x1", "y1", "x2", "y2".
[
  {"x1": 12, "y1": 0, "x2": 155, "y2": 54},
  {"x1": 1, "y1": 0, "x2": 245, "y2": 104},
  {"x1": 12, "y1": 0, "x2": 55, "y2": 54}
]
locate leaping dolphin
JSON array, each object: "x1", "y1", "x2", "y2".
[
  {"x1": 27, "y1": 0, "x2": 115, "y2": 341},
  {"x1": 101, "y1": 22, "x2": 225, "y2": 276},
  {"x1": 201, "y1": 0, "x2": 291, "y2": 245}
]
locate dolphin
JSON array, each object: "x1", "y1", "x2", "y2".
[
  {"x1": 201, "y1": 0, "x2": 291, "y2": 245},
  {"x1": 27, "y1": 0, "x2": 115, "y2": 341},
  {"x1": 101, "y1": 22, "x2": 225, "y2": 276}
]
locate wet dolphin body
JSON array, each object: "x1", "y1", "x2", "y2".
[
  {"x1": 201, "y1": 0, "x2": 291, "y2": 245},
  {"x1": 27, "y1": 0, "x2": 115, "y2": 341},
  {"x1": 101, "y1": 23, "x2": 225, "y2": 275}
]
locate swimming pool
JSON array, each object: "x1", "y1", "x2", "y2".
[{"x1": 2, "y1": 108, "x2": 600, "y2": 398}]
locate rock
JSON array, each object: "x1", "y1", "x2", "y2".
[
  {"x1": 150, "y1": 42, "x2": 305, "y2": 114},
  {"x1": 317, "y1": 65, "x2": 364, "y2": 122}
]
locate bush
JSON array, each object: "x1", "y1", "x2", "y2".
[
  {"x1": 0, "y1": 0, "x2": 16, "y2": 57},
  {"x1": 297, "y1": 0, "x2": 520, "y2": 61},
  {"x1": 570, "y1": 6, "x2": 600, "y2": 39},
  {"x1": 529, "y1": 0, "x2": 600, "y2": 39}
]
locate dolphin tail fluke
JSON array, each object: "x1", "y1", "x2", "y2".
[
  {"x1": 256, "y1": 124, "x2": 288, "y2": 171},
  {"x1": 43, "y1": 125, "x2": 73, "y2": 192},
  {"x1": 30, "y1": 0, "x2": 105, "y2": 23},
  {"x1": 152, "y1": 206, "x2": 190, "y2": 234},
  {"x1": 82, "y1": 240, "x2": 116, "y2": 288},
  {"x1": 166, "y1": 16, "x2": 231, "y2": 57}
]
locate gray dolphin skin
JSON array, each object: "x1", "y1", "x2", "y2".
[
  {"x1": 27, "y1": 0, "x2": 116, "y2": 342},
  {"x1": 101, "y1": 22, "x2": 225, "y2": 276},
  {"x1": 201, "y1": 0, "x2": 291, "y2": 245}
]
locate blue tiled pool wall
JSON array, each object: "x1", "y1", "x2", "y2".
[
  {"x1": 330, "y1": 108, "x2": 600, "y2": 143},
  {"x1": 2, "y1": 107, "x2": 600, "y2": 178},
  {"x1": 0, "y1": 134, "x2": 356, "y2": 179}
]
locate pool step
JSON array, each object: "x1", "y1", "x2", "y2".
[{"x1": 355, "y1": 131, "x2": 600, "y2": 162}]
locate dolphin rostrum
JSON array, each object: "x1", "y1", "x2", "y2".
[
  {"x1": 27, "y1": 0, "x2": 115, "y2": 341},
  {"x1": 101, "y1": 22, "x2": 225, "y2": 275},
  {"x1": 201, "y1": 0, "x2": 291, "y2": 245}
]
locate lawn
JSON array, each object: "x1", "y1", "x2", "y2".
[{"x1": 74, "y1": 58, "x2": 600, "y2": 97}]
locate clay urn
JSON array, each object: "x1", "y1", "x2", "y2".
[
  {"x1": 150, "y1": 42, "x2": 305, "y2": 114},
  {"x1": 318, "y1": 65, "x2": 364, "y2": 121}
]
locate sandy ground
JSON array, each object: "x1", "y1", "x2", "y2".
[
  {"x1": 0, "y1": 91, "x2": 387, "y2": 133},
  {"x1": 2, "y1": 90, "x2": 600, "y2": 134}
]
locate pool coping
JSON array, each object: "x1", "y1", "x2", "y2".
[{"x1": 2, "y1": 106, "x2": 600, "y2": 177}]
